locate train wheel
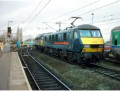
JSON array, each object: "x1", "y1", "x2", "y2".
[
  {"x1": 67, "y1": 52, "x2": 73, "y2": 62},
  {"x1": 60, "y1": 51, "x2": 64, "y2": 60},
  {"x1": 73, "y1": 53, "x2": 80, "y2": 63},
  {"x1": 67, "y1": 56, "x2": 72, "y2": 62},
  {"x1": 103, "y1": 51, "x2": 109, "y2": 59}
]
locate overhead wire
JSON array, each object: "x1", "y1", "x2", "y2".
[
  {"x1": 43, "y1": 0, "x2": 120, "y2": 32},
  {"x1": 25, "y1": 0, "x2": 43, "y2": 22},
  {"x1": 78, "y1": 0, "x2": 120, "y2": 16},
  {"x1": 46, "y1": 0, "x2": 100, "y2": 21},
  {"x1": 12, "y1": 0, "x2": 43, "y2": 30},
  {"x1": 62, "y1": 0, "x2": 120, "y2": 23},
  {"x1": 94, "y1": 17, "x2": 120, "y2": 25},
  {"x1": 97, "y1": 20, "x2": 120, "y2": 26},
  {"x1": 42, "y1": 0, "x2": 100, "y2": 31},
  {"x1": 81, "y1": 11, "x2": 120, "y2": 23},
  {"x1": 43, "y1": 0, "x2": 120, "y2": 30},
  {"x1": 95, "y1": 12, "x2": 120, "y2": 20},
  {"x1": 13, "y1": 0, "x2": 120, "y2": 32},
  {"x1": 42, "y1": 22, "x2": 56, "y2": 31},
  {"x1": 23, "y1": 0, "x2": 51, "y2": 30}
]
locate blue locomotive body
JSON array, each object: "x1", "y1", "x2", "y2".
[{"x1": 36, "y1": 24, "x2": 104, "y2": 64}]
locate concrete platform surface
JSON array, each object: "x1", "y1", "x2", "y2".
[{"x1": 0, "y1": 52, "x2": 31, "y2": 90}]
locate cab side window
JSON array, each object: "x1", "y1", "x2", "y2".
[
  {"x1": 73, "y1": 30, "x2": 78, "y2": 39},
  {"x1": 63, "y1": 33, "x2": 67, "y2": 41}
]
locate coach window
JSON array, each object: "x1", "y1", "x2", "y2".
[
  {"x1": 114, "y1": 35, "x2": 118, "y2": 45},
  {"x1": 67, "y1": 32, "x2": 70, "y2": 40},
  {"x1": 60, "y1": 34, "x2": 62, "y2": 41},
  {"x1": 70, "y1": 31, "x2": 73, "y2": 39},
  {"x1": 58, "y1": 34, "x2": 60, "y2": 41},
  {"x1": 45, "y1": 36, "x2": 47, "y2": 41},
  {"x1": 46, "y1": 36, "x2": 48, "y2": 41},
  {"x1": 73, "y1": 30, "x2": 78, "y2": 39},
  {"x1": 55, "y1": 34, "x2": 58, "y2": 41},
  {"x1": 47, "y1": 36, "x2": 49, "y2": 41},
  {"x1": 52, "y1": 35, "x2": 54, "y2": 41},
  {"x1": 63, "y1": 33, "x2": 67, "y2": 41},
  {"x1": 49, "y1": 35, "x2": 51, "y2": 41}
]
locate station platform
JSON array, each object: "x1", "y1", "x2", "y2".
[{"x1": 0, "y1": 52, "x2": 31, "y2": 90}]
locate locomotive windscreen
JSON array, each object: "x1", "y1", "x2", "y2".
[{"x1": 79, "y1": 30, "x2": 101, "y2": 37}]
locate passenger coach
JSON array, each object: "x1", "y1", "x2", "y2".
[{"x1": 111, "y1": 26, "x2": 120, "y2": 60}]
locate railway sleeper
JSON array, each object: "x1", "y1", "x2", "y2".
[
  {"x1": 99, "y1": 71, "x2": 115, "y2": 74},
  {"x1": 32, "y1": 72, "x2": 48, "y2": 75},
  {"x1": 32, "y1": 71, "x2": 47, "y2": 73},
  {"x1": 113, "y1": 76, "x2": 120, "y2": 80},
  {"x1": 35, "y1": 77, "x2": 52, "y2": 80},
  {"x1": 109, "y1": 74, "x2": 120, "y2": 77},
  {"x1": 38, "y1": 81, "x2": 58, "y2": 84},
  {"x1": 39, "y1": 83, "x2": 60, "y2": 88},
  {"x1": 43, "y1": 86, "x2": 63, "y2": 90},
  {"x1": 34, "y1": 76, "x2": 50, "y2": 79},
  {"x1": 40, "y1": 85, "x2": 62, "y2": 90},
  {"x1": 36, "y1": 79, "x2": 55, "y2": 82},
  {"x1": 33, "y1": 74, "x2": 49, "y2": 77},
  {"x1": 102, "y1": 72, "x2": 116, "y2": 75}
]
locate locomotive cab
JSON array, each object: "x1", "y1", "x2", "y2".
[
  {"x1": 72, "y1": 24, "x2": 104, "y2": 64},
  {"x1": 80, "y1": 29, "x2": 103, "y2": 52},
  {"x1": 81, "y1": 29, "x2": 104, "y2": 62}
]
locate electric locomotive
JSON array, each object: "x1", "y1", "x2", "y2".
[
  {"x1": 111, "y1": 26, "x2": 120, "y2": 60},
  {"x1": 43, "y1": 24, "x2": 104, "y2": 64}
]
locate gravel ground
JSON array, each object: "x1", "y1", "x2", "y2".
[{"x1": 31, "y1": 49, "x2": 120, "y2": 90}]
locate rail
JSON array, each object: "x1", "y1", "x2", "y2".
[{"x1": 19, "y1": 48, "x2": 71, "y2": 90}]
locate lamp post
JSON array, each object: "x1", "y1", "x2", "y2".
[
  {"x1": 91, "y1": 13, "x2": 94, "y2": 25},
  {"x1": 56, "y1": 21, "x2": 61, "y2": 31},
  {"x1": 8, "y1": 20, "x2": 13, "y2": 27}
]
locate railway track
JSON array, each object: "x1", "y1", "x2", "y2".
[
  {"x1": 33, "y1": 47, "x2": 120, "y2": 82},
  {"x1": 88, "y1": 64, "x2": 120, "y2": 81},
  {"x1": 104, "y1": 57, "x2": 120, "y2": 65},
  {"x1": 19, "y1": 48, "x2": 71, "y2": 90},
  {"x1": 28, "y1": 47, "x2": 120, "y2": 83}
]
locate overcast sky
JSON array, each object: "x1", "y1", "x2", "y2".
[{"x1": 0, "y1": 0, "x2": 120, "y2": 41}]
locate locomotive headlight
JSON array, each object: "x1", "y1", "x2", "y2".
[{"x1": 84, "y1": 45, "x2": 90, "y2": 48}]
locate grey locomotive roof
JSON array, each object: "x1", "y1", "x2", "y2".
[
  {"x1": 73, "y1": 24, "x2": 100, "y2": 30},
  {"x1": 44, "y1": 24, "x2": 100, "y2": 36},
  {"x1": 112, "y1": 26, "x2": 120, "y2": 31}
]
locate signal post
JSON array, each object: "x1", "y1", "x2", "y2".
[{"x1": 3, "y1": 27, "x2": 12, "y2": 52}]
